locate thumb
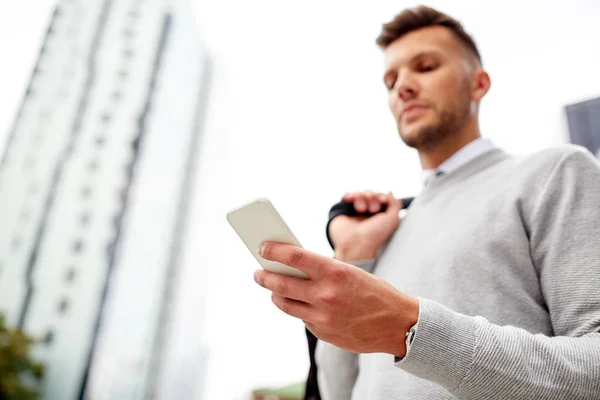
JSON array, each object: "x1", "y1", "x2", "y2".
[{"x1": 385, "y1": 192, "x2": 403, "y2": 216}]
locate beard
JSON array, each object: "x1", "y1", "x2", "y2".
[{"x1": 398, "y1": 85, "x2": 472, "y2": 151}]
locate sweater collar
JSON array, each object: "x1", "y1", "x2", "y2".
[{"x1": 422, "y1": 138, "x2": 496, "y2": 185}]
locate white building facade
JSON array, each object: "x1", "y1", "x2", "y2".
[{"x1": 0, "y1": 0, "x2": 209, "y2": 399}]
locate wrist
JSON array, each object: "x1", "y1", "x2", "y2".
[
  {"x1": 334, "y1": 243, "x2": 379, "y2": 262},
  {"x1": 388, "y1": 295, "x2": 420, "y2": 359}
]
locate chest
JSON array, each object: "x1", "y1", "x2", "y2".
[{"x1": 373, "y1": 190, "x2": 550, "y2": 331}]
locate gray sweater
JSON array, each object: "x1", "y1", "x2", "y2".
[{"x1": 316, "y1": 145, "x2": 600, "y2": 400}]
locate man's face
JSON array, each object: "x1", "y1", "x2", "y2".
[{"x1": 383, "y1": 26, "x2": 476, "y2": 150}]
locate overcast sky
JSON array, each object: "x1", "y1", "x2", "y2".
[{"x1": 2, "y1": 1, "x2": 600, "y2": 399}]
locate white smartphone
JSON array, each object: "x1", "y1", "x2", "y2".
[{"x1": 226, "y1": 197, "x2": 309, "y2": 279}]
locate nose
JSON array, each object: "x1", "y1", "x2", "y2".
[{"x1": 394, "y1": 71, "x2": 418, "y2": 102}]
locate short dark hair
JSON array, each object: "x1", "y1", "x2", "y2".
[{"x1": 376, "y1": 5, "x2": 482, "y2": 65}]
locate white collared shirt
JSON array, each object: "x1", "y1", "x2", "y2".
[{"x1": 422, "y1": 137, "x2": 496, "y2": 185}]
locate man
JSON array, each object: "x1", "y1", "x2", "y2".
[{"x1": 253, "y1": 5, "x2": 600, "y2": 400}]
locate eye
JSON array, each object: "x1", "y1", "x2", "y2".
[
  {"x1": 418, "y1": 63, "x2": 437, "y2": 73},
  {"x1": 385, "y1": 77, "x2": 397, "y2": 91}
]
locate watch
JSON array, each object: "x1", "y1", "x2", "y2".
[
  {"x1": 405, "y1": 323, "x2": 417, "y2": 353},
  {"x1": 394, "y1": 323, "x2": 418, "y2": 363}
]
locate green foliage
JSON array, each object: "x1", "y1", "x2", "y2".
[
  {"x1": 0, "y1": 314, "x2": 45, "y2": 400},
  {"x1": 253, "y1": 381, "x2": 305, "y2": 398}
]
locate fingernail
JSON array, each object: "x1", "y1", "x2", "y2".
[
  {"x1": 258, "y1": 243, "x2": 265, "y2": 256},
  {"x1": 254, "y1": 270, "x2": 260, "y2": 283}
]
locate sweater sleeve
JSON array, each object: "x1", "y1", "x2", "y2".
[{"x1": 395, "y1": 147, "x2": 600, "y2": 399}]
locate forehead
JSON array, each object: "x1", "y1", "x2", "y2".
[{"x1": 383, "y1": 26, "x2": 463, "y2": 67}]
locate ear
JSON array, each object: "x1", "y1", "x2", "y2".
[{"x1": 472, "y1": 68, "x2": 491, "y2": 102}]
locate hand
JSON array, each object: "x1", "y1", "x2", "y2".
[
  {"x1": 329, "y1": 191, "x2": 403, "y2": 261},
  {"x1": 254, "y1": 241, "x2": 419, "y2": 358}
]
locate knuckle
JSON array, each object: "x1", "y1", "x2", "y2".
[
  {"x1": 367, "y1": 190, "x2": 379, "y2": 201},
  {"x1": 329, "y1": 266, "x2": 349, "y2": 283},
  {"x1": 319, "y1": 290, "x2": 338, "y2": 307},
  {"x1": 287, "y1": 248, "x2": 304, "y2": 266},
  {"x1": 317, "y1": 257, "x2": 328, "y2": 271},
  {"x1": 274, "y1": 281, "x2": 288, "y2": 297}
]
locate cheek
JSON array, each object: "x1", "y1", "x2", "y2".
[
  {"x1": 427, "y1": 83, "x2": 451, "y2": 103},
  {"x1": 424, "y1": 77, "x2": 461, "y2": 111},
  {"x1": 389, "y1": 95, "x2": 400, "y2": 115},
  {"x1": 424, "y1": 69, "x2": 458, "y2": 95}
]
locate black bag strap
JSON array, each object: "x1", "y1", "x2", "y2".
[{"x1": 325, "y1": 197, "x2": 414, "y2": 250}]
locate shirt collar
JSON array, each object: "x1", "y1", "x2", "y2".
[{"x1": 422, "y1": 138, "x2": 496, "y2": 183}]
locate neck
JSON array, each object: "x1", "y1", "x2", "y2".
[{"x1": 418, "y1": 119, "x2": 480, "y2": 170}]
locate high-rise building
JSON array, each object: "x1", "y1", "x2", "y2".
[
  {"x1": 566, "y1": 96, "x2": 600, "y2": 158},
  {"x1": 0, "y1": 0, "x2": 209, "y2": 399}
]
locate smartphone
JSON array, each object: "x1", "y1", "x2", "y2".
[{"x1": 226, "y1": 197, "x2": 309, "y2": 279}]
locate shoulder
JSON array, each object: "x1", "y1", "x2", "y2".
[
  {"x1": 533, "y1": 143, "x2": 597, "y2": 164},
  {"x1": 494, "y1": 144, "x2": 599, "y2": 203},
  {"x1": 518, "y1": 144, "x2": 598, "y2": 176},
  {"x1": 528, "y1": 143, "x2": 592, "y2": 162},
  {"x1": 518, "y1": 145, "x2": 600, "y2": 202}
]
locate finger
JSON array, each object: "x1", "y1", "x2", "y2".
[
  {"x1": 253, "y1": 269, "x2": 314, "y2": 303},
  {"x1": 345, "y1": 191, "x2": 383, "y2": 213},
  {"x1": 386, "y1": 192, "x2": 403, "y2": 214},
  {"x1": 354, "y1": 196, "x2": 367, "y2": 213},
  {"x1": 363, "y1": 191, "x2": 384, "y2": 214},
  {"x1": 259, "y1": 242, "x2": 335, "y2": 278},
  {"x1": 343, "y1": 191, "x2": 377, "y2": 201},
  {"x1": 272, "y1": 294, "x2": 316, "y2": 322},
  {"x1": 368, "y1": 198, "x2": 381, "y2": 214},
  {"x1": 363, "y1": 190, "x2": 379, "y2": 203},
  {"x1": 342, "y1": 192, "x2": 357, "y2": 202}
]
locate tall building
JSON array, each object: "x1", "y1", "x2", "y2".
[
  {"x1": 0, "y1": 0, "x2": 209, "y2": 399},
  {"x1": 566, "y1": 96, "x2": 600, "y2": 158}
]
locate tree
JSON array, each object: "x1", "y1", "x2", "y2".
[{"x1": 0, "y1": 314, "x2": 45, "y2": 400}]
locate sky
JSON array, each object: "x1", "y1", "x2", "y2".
[
  {"x1": 189, "y1": 2, "x2": 600, "y2": 398},
  {"x1": 1, "y1": 1, "x2": 600, "y2": 399}
]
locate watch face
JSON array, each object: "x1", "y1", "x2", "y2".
[
  {"x1": 408, "y1": 326, "x2": 416, "y2": 344},
  {"x1": 565, "y1": 96, "x2": 600, "y2": 158}
]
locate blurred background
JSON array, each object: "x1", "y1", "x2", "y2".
[{"x1": 0, "y1": 0, "x2": 598, "y2": 399}]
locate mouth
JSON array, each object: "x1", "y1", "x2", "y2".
[{"x1": 401, "y1": 104, "x2": 429, "y2": 122}]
